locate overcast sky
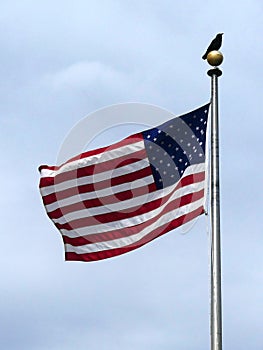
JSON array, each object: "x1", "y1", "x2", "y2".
[{"x1": 0, "y1": 1, "x2": 263, "y2": 349}]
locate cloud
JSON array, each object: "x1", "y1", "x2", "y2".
[{"x1": 48, "y1": 61, "x2": 128, "y2": 91}]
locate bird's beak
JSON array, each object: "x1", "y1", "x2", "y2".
[{"x1": 220, "y1": 33, "x2": 224, "y2": 35}]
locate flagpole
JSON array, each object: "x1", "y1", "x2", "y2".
[{"x1": 206, "y1": 51, "x2": 223, "y2": 350}]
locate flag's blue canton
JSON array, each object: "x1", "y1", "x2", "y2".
[{"x1": 142, "y1": 104, "x2": 210, "y2": 189}]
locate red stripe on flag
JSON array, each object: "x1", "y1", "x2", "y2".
[
  {"x1": 45, "y1": 171, "x2": 204, "y2": 215},
  {"x1": 55, "y1": 188, "x2": 204, "y2": 231},
  {"x1": 39, "y1": 133, "x2": 143, "y2": 172},
  {"x1": 47, "y1": 183, "x2": 157, "y2": 219},
  {"x1": 41, "y1": 166, "x2": 153, "y2": 205},
  {"x1": 42, "y1": 171, "x2": 204, "y2": 210},
  {"x1": 65, "y1": 206, "x2": 204, "y2": 262},
  {"x1": 62, "y1": 188, "x2": 204, "y2": 245},
  {"x1": 40, "y1": 149, "x2": 147, "y2": 188}
]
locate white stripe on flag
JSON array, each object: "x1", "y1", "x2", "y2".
[
  {"x1": 44, "y1": 163, "x2": 204, "y2": 212},
  {"x1": 52, "y1": 178, "x2": 205, "y2": 224},
  {"x1": 44, "y1": 175, "x2": 154, "y2": 212},
  {"x1": 64, "y1": 197, "x2": 204, "y2": 254},
  {"x1": 41, "y1": 140, "x2": 145, "y2": 178},
  {"x1": 41, "y1": 157, "x2": 149, "y2": 196},
  {"x1": 60, "y1": 165, "x2": 205, "y2": 238}
]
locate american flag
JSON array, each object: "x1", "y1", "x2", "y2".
[{"x1": 39, "y1": 104, "x2": 210, "y2": 262}]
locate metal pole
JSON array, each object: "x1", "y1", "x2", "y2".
[{"x1": 207, "y1": 67, "x2": 223, "y2": 350}]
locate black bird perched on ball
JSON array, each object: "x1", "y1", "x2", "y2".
[{"x1": 202, "y1": 33, "x2": 223, "y2": 60}]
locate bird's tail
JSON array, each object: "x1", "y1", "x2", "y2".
[{"x1": 202, "y1": 53, "x2": 207, "y2": 60}]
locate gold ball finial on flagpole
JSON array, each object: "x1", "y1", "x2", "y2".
[{"x1": 207, "y1": 50, "x2": 224, "y2": 67}]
